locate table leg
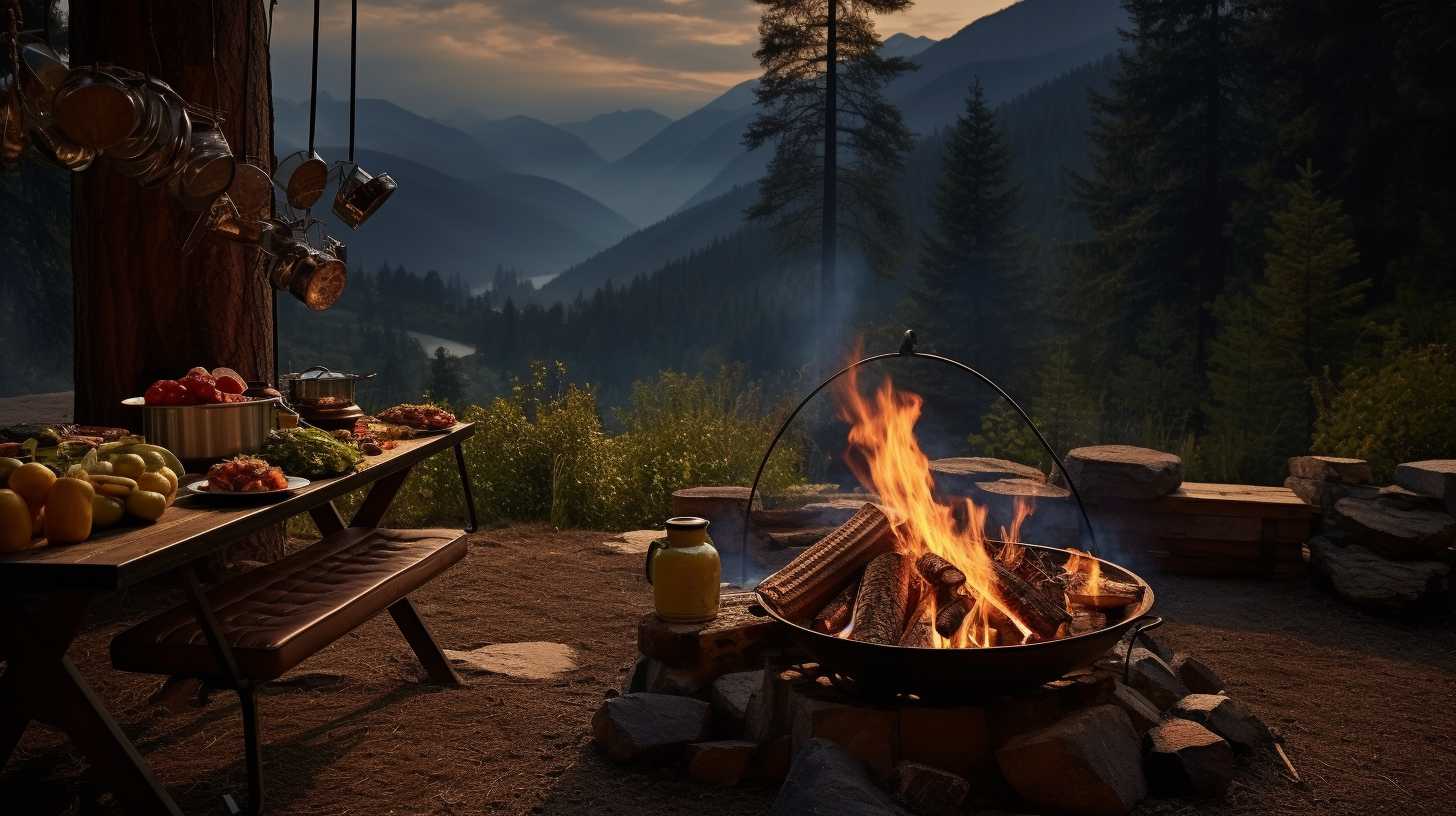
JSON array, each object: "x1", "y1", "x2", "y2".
[
  {"x1": 387, "y1": 598, "x2": 463, "y2": 687},
  {"x1": 0, "y1": 595, "x2": 183, "y2": 815},
  {"x1": 349, "y1": 467, "x2": 412, "y2": 529},
  {"x1": 309, "y1": 501, "x2": 347, "y2": 537}
]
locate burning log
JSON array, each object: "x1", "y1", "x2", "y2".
[
  {"x1": 812, "y1": 579, "x2": 859, "y2": 634},
  {"x1": 990, "y1": 560, "x2": 1072, "y2": 640},
  {"x1": 898, "y1": 588, "x2": 937, "y2": 648},
  {"x1": 764, "y1": 527, "x2": 835, "y2": 549},
  {"x1": 758, "y1": 504, "x2": 894, "y2": 621},
  {"x1": 1066, "y1": 608, "x2": 1108, "y2": 635},
  {"x1": 915, "y1": 552, "x2": 966, "y2": 589},
  {"x1": 934, "y1": 589, "x2": 972, "y2": 638},
  {"x1": 1065, "y1": 574, "x2": 1144, "y2": 610},
  {"x1": 849, "y1": 553, "x2": 915, "y2": 645}
]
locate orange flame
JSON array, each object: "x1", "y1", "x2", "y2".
[{"x1": 837, "y1": 366, "x2": 1038, "y2": 647}]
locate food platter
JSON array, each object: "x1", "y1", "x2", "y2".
[{"x1": 185, "y1": 476, "x2": 310, "y2": 498}]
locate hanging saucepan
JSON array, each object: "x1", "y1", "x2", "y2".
[
  {"x1": 266, "y1": 237, "x2": 347, "y2": 310},
  {"x1": 167, "y1": 112, "x2": 236, "y2": 210},
  {"x1": 29, "y1": 118, "x2": 98, "y2": 171},
  {"x1": 17, "y1": 40, "x2": 68, "y2": 126},
  {"x1": 283, "y1": 366, "x2": 375, "y2": 405},
  {"x1": 273, "y1": 149, "x2": 329, "y2": 210},
  {"x1": 332, "y1": 162, "x2": 397, "y2": 229},
  {"x1": 52, "y1": 65, "x2": 144, "y2": 151},
  {"x1": 228, "y1": 160, "x2": 274, "y2": 221},
  {"x1": 110, "y1": 78, "x2": 189, "y2": 183}
]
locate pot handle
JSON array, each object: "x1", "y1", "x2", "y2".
[
  {"x1": 644, "y1": 539, "x2": 664, "y2": 584},
  {"x1": 1121, "y1": 615, "x2": 1165, "y2": 684}
]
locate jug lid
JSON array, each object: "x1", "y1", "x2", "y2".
[{"x1": 666, "y1": 516, "x2": 709, "y2": 531}]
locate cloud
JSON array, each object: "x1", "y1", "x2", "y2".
[{"x1": 268, "y1": 1, "x2": 1005, "y2": 120}]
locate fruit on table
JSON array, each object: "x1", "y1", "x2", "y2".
[
  {"x1": 0, "y1": 456, "x2": 22, "y2": 487},
  {"x1": 90, "y1": 474, "x2": 138, "y2": 498},
  {"x1": 85, "y1": 458, "x2": 114, "y2": 476},
  {"x1": 111, "y1": 453, "x2": 147, "y2": 479},
  {"x1": 45, "y1": 477, "x2": 94, "y2": 544},
  {"x1": 9, "y1": 462, "x2": 56, "y2": 509},
  {"x1": 99, "y1": 442, "x2": 184, "y2": 480},
  {"x1": 135, "y1": 472, "x2": 173, "y2": 503},
  {"x1": 139, "y1": 451, "x2": 166, "y2": 472},
  {"x1": 157, "y1": 466, "x2": 178, "y2": 495},
  {"x1": 92, "y1": 494, "x2": 125, "y2": 529},
  {"x1": 126, "y1": 489, "x2": 167, "y2": 522},
  {"x1": 0, "y1": 489, "x2": 32, "y2": 552}
]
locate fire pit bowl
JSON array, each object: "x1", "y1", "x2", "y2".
[{"x1": 754, "y1": 544, "x2": 1157, "y2": 701}]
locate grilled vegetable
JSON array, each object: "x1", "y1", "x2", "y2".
[{"x1": 259, "y1": 428, "x2": 363, "y2": 478}]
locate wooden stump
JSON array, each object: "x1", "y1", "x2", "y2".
[{"x1": 637, "y1": 592, "x2": 786, "y2": 675}]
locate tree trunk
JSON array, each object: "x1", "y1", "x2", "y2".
[
  {"x1": 819, "y1": 0, "x2": 838, "y2": 372},
  {"x1": 70, "y1": 0, "x2": 274, "y2": 429},
  {"x1": 70, "y1": 1, "x2": 284, "y2": 561}
]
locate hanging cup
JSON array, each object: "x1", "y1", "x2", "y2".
[
  {"x1": 274, "y1": 149, "x2": 329, "y2": 210},
  {"x1": 331, "y1": 162, "x2": 397, "y2": 229},
  {"x1": 267, "y1": 237, "x2": 347, "y2": 311},
  {"x1": 168, "y1": 113, "x2": 236, "y2": 210}
]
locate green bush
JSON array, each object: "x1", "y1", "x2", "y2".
[
  {"x1": 1312, "y1": 344, "x2": 1456, "y2": 481},
  {"x1": 343, "y1": 363, "x2": 804, "y2": 533}
]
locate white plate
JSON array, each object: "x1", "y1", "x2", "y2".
[{"x1": 185, "y1": 475, "x2": 311, "y2": 497}]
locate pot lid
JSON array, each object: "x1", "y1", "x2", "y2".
[{"x1": 290, "y1": 365, "x2": 375, "y2": 381}]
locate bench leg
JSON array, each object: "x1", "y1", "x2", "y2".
[
  {"x1": 388, "y1": 597, "x2": 463, "y2": 687},
  {"x1": 239, "y1": 686, "x2": 263, "y2": 816}
]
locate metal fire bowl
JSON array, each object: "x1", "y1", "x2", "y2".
[
  {"x1": 122, "y1": 396, "x2": 280, "y2": 468},
  {"x1": 753, "y1": 544, "x2": 1157, "y2": 702}
]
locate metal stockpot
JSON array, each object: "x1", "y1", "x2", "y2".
[
  {"x1": 122, "y1": 396, "x2": 280, "y2": 466},
  {"x1": 283, "y1": 366, "x2": 375, "y2": 404}
]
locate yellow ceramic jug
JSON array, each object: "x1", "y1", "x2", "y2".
[{"x1": 645, "y1": 516, "x2": 721, "y2": 623}]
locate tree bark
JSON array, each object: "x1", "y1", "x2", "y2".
[
  {"x1": 70, "y1": 1, "x2": 283, "y2": 561},
  {"x1": 70, "y1": 0, "x2": 274, "y2": 430}
]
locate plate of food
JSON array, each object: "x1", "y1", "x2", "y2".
[
  {"x1": 186, "y1": 457, "x2": 309, "y2": 497},
  {"x1": 376, "y1": 403, "x2": 457, "y2": 434}
]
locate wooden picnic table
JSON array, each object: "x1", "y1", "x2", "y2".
[{"x1": 0, "y1": 423, "x2": 477, "y2": 814}]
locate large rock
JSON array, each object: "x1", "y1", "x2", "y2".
[
  {"x1": 1396, "y1": 460, "x2": 1456, "y2": 515},
  {"x1": 443, "y1": 641, "x2": 577, "y2": 680},
  {"x1": 1144, "y1": 718, "x2": 1234, "y2": 798},
  {"x1": 1109, "y1": 682, "x2": 1162, "y2": 735},
  {"x1": 1171, "y1": 694, "x2": 1272, "y2": 752},
  {"x1": 591, "y1": 693, "x2": 712, "y2": 762},
  {"x1": 1308, "y1": 537, "x2": 1451, "y2": 612},
  {"x1": 1288, "y1": 455, "x2": 1373, "y2": 485},
  {"x1": 771, "y1": 738, "x2": 910, "y2": 816},
  {"x1": 931, "y1": 457, "x2": 1047, "y2": 496},
  {"x1": 1125, "y1": 647, "x2": 1189, "y2": 711},
  {"x1": 1331, "y1": 496, "x2": 1456, "y2": 560},
  {"x1": 899, "y1": 704, "x2": 992, "y2": 777},
  {"x1": 790, "y1": 693, "x2": 899, "y2": 777},
  {"x1": 1171, "y1": 653, "x2": 1226, "y2": 695},
  {"x1": 891, "y1": 761, "x2": 970, "y2": 816},
  {"x1": 687, "y1": 740, "x2": 757, "y2": 787},
  {"x1": 1063, "y1": 445, "x2": 1183, "y2": 501},
  {"x1": 995, "y1": 705, "x2": 1147, "y2": 816},
  {"x1": 711, "y1": 670, "x2": 763, "y2": 735},
  {"x1": 1284, "y1": 476, "x2": 1376, "y2": 514}
]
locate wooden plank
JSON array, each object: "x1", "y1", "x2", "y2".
[{"x1": 0, "y1": 425, "x2": 475, "y2": 590}]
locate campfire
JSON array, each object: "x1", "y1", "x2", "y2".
[{"x1": 759, "y1": 370, "x2": 1144, "y2": 650}]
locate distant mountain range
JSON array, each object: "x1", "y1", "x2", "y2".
[
  {"x1": 558, "y1": 109, "x2": 674, "y2": 162},
  {"x1": 446, "y1": 112, "x2": 606, "y2": 188}
]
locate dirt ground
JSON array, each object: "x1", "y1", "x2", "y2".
[{"x1": 4, "y1": 525, "x2": 1454, "y2": 816}]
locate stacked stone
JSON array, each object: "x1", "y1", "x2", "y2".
[
  {"x1": 1289, "y1": 456, "x2": 1455, "y2": 613},
  {"x1": 595, "y1": 600, "x2": 1278, "y2": 816}
]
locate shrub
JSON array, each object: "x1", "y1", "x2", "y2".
[{"x1": 1312, "y1": 344, "x2": 1456, "y2": 481}]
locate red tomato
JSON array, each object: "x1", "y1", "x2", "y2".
[
  {"x1": 187, "y1": 366, "x2": 210, "y2": 377},
  {"x1": 182, "y1": 373, "x2": 217, "y2": 401},
  {"x1": 144, "y1": 381, "x2": 171, "y2": 405},
  {"x1": 215, "y1": 374, "x2": 246, "y2": 394},
  {"x1": 147, "y1": 379, "x2": 190, "y2": 405}
]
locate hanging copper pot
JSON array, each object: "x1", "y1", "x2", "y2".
[
  {"x1": 17, "y1": 40, "x2": 68, "y2": 125},
  {"x1": 273, "y1": 149, "x2": 329, "y2": 210},
  {"x1": 228, "y1": 161, "x2": 275, "y2": 221},
  {"x1": 52, "y1": 65, "x2": 145, "y2": 151},
  {"x1": 267, "y1": 237, "x2": 347, "y2": 311},
  {"x1": 331, "y1": 162, "x2": 396, "y2": 229}
]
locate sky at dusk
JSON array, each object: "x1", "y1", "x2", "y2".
[{"x1": 270, "y1": 0, "x2": 1018, "y2": 122}]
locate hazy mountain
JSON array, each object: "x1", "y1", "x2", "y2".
[
  {"x1": 274, "y1": 94, "x2": 504, "y2": 182},
  {"x1": 559, "y1": 109, "x2": 673, "y2": 162},
  {"x1": 310, "y1": 148, "x2": 634, "y2": 287},
  {"x1": 451, "y1": 113, "x2": 607, "y2": 187},
  {"x1": 535, "y1": 186, "x2": 758, "y2": 304},
  {"x1": 880, "y1": 32, "x2": 938, "y2": 60}
]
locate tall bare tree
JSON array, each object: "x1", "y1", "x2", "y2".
[{"x1": 745, "y1": 0, "x2": 915, "y2": 319}]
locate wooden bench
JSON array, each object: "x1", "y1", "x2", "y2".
[{"x1": 111, "y1": 527, "x2": 467, "y2": 813}]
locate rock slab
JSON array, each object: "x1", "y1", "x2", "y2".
[
  {"x1": 1332, "y1": 496, "x2": 1456, "y2": 560},
  {"x1": 1109, "y1": 682, "x2": 1162, "y2": 734},
  {"x1": 1064, "y1": 445, "x2": 1183, "y2": 501},
  {"x1": 1126, "y1": 647, "x2": 1189, "y2": 711},
  {"x1": 1287, "y1": 455, "x2": 1372, "y2": 485},
  {"x1": 771, "y1": 738, "x2": 910, "y2": 816},
  {"x1": 1144, "y1": 718, "x2": 1234, "y2": 798},
  {"x1": 1396, "y1": 460, "x2": 1456, "y2": 515},
  {"x1": 592, "y1": 693, "x2": 712, "y2": 762},
  {"x1": 1172, "y1": 653, "x2": 1226, "y2": 695},
  {"x1": 687, "y1": 740, "x2": 757, "y2": 786},
  {"x1": 995, "y1": 705, "x2": 1147, "y2": 816},
  {"x1": 711, "y1": 670, "x2": 763, "y2": 734},
  {"x1": 1309, "y1": 537, "x2": 1451, "y2": 612},
  {"x1": 1171, "y1": 694, "x2": 1272, "y2": 752},
  {"x1": 891, "y1": 761, "x2": 970, "y2": 816},
  {"x1": 931, "y1": 457, "x2": 1047, "y2": 494},
  {"x1": 444, "y1": 642, "x2": 577, "y2": 680}
]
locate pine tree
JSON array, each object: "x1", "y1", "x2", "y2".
[
  {"x1": 427, "y1": 346, "x2": 465, "y2": 405},
  {"x1": 913, "y1": 79, "x2": 1020, "y2": 374},
  {"x1": 1205, "y1": 162, "x2": 1367, "y2": 479},
  {"x1": 1071, "y1": 0, "x2": 1254, "y2": 372},
  {"x1": 745, "y1": 0, "x2": 915, "y2": 307}
]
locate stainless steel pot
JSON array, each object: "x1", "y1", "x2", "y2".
[
  {"x1": 283, "y1": 366, "x2": 375, "y2": 404},
  {"x1": 122, "y1": 396, "x2": 280, "y2": 465}
]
